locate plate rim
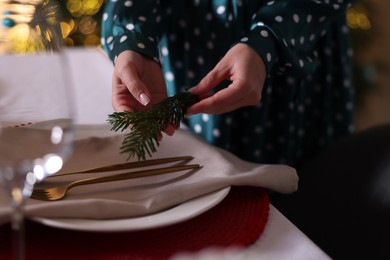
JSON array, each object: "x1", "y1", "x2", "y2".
[{"x1": 31, "y1": 186, "x2": 231, "y2": 232}]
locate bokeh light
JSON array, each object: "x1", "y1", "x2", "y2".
[
  {"x1": 5, "y1": 23, "x2": 46, "y2": 53},
  {"x1": 66, "y1": 0, "x2": 103, "y2": 17},
  {"x1": 84, "y1": 34, "x2": 100, "y2": 46},
  {"x1": 78, "y1": 15, "x2": 97, "y2": 35},
  {"x1": 63, "y1": 0, "x2": 103, "y2": 46},
  {"x1": 347, "y1": 2, "x2": 372, "y2": 30}
]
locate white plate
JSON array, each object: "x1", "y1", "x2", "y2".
[{"x1": 31, "y1": 187, "x2": 230, "y2": 232}]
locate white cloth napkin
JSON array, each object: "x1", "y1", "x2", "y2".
[{"x1": 0, "y1": 124, "x2": 298, "y2": 224}]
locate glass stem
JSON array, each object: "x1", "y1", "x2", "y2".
[{"x1": 10, "y1": 188, "x2": 25, "y2": 260}]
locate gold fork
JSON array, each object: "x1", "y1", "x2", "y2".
[{"x1": 30, "y1": 164, "x2": 201, "y2": 201}]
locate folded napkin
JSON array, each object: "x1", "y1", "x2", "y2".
[{"x1": 0, "y1": 124, "x2": 298, "y2": 224}]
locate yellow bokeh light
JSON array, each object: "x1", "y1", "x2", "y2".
[
  {"x1": 60, "y1": 18, "x2": 77, "y2": 39},
  {"x1": 82, "y1": 0, "x2": 103, "y2": 15},
  {"x1": 78, "y1": 16, "x2": 97, "y2": 35},
  {"x1": 5, "y1": 23, "x2": 46, "y2": 53},
  {"x1": 84, "y1": 34, "x2": 100, "y2": 46},
  {"x1": 68, "y1": 19, "x2": 76, "y2": 32},
  {"x1": 66, "y1": 0, "x2": 103, "y2": 16},
  {"x1": 60, "y1": 22, "x2": 71, "y2": 38},
  {"x1": 347, "y1": 3, "x2": 372, "y2": 30},
  {"x1": 64, "y1": 37, "x2": 75, "y2": 46},
  {"x1": 66, "y1": 0, "x2": 82, "y2": 14}
]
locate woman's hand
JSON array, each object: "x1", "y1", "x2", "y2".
[
  {"x1": 112, "y1": 50, "x2": 176, "y2": 136},
  {"x1": 187, "y1": 43, "x2": 267, "y2": 115},
  {"x1": 112, "y1": 50, "x2": 166, "y2": 113}
]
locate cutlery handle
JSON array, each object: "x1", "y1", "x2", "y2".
[
  {"x1": 69, "y1": 164, "x2": 201, "y2": 188},
  {"x1": 50, "y1": 156, "x2": 194, "y2": 176}
]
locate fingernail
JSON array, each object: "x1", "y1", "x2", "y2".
[{"x1": 140, "y1": 93, "x2": 150, "y2": 106}]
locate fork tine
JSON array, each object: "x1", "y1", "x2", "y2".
[
  {"x1": 30, "y1": 189, "x2": 50, "y2": 198},
  {"x1": 32, "y1": 192, "x2": 48, "y2": 196},
  {"x1": 31, "y1": 190, "x2": 47, "y2": 196},
  {"x1": 31, "y1": 189, "x2": 61, "y2": 201},
  {"x1": 30, "y1": 194, "x2": 48, "y2": 200},
  {"x1": 31, "y1": 189, "x2": 46, "y2": 194},
  {"x1": 39, "y1": 194, "x2": 51, "y2": 199}
]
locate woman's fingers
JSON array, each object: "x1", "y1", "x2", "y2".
[
  {"x1": 188, "y1": 60, "x2": 229, "y2": 96},
  {"x1": 115, "y1": 61, "x2": 151, "y2": 107},
  {"x1": 188, "y1": 80, "x2": 261, "y2": 114}
]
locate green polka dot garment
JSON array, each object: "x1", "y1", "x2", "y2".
[{"x1": 101, "y1": 0, "x2": 354, "y2": 167}]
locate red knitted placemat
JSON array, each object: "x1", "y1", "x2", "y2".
[{"x1": 0, "y1": 186, "x2": 269, "y2": 260}]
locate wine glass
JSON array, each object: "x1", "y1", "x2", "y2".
[{"x1": 0, "y1": 0, "x2": 75, "y2": 259}]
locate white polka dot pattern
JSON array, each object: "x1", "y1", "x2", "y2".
[{"x1": 101, "y1": 0, "x2": 354, "y2": 166}]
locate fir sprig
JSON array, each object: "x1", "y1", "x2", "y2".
[{"x1": 107, "y1": 92, "x2": 199, "y2": 161}]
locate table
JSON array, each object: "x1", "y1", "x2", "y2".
[{"x1": 0, "y1": 48, "x2": 330, "y2": 259}]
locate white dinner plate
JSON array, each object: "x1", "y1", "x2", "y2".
[{"x1": 31, "y1": 187, "x2": 230, "y2": 232}]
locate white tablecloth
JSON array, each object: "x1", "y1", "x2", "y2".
[{"x1": 1, "y1": 47, "x2": 330, "y2": 259}]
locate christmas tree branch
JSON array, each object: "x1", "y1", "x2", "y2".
[{"x1": 107, "y1": 92, "x2": 199, "y2": 161}]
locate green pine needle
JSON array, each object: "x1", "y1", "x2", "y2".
[{"x1": 107, "y1": 92, "x2": 199, "y2": 161}]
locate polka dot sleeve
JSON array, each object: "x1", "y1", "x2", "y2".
[
  {"x1": 101, "y1": 0, "x2": 163, "y2": 64},
  {"x1": 240, "y1": 0, "x2": 353, "y2": 77}
]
